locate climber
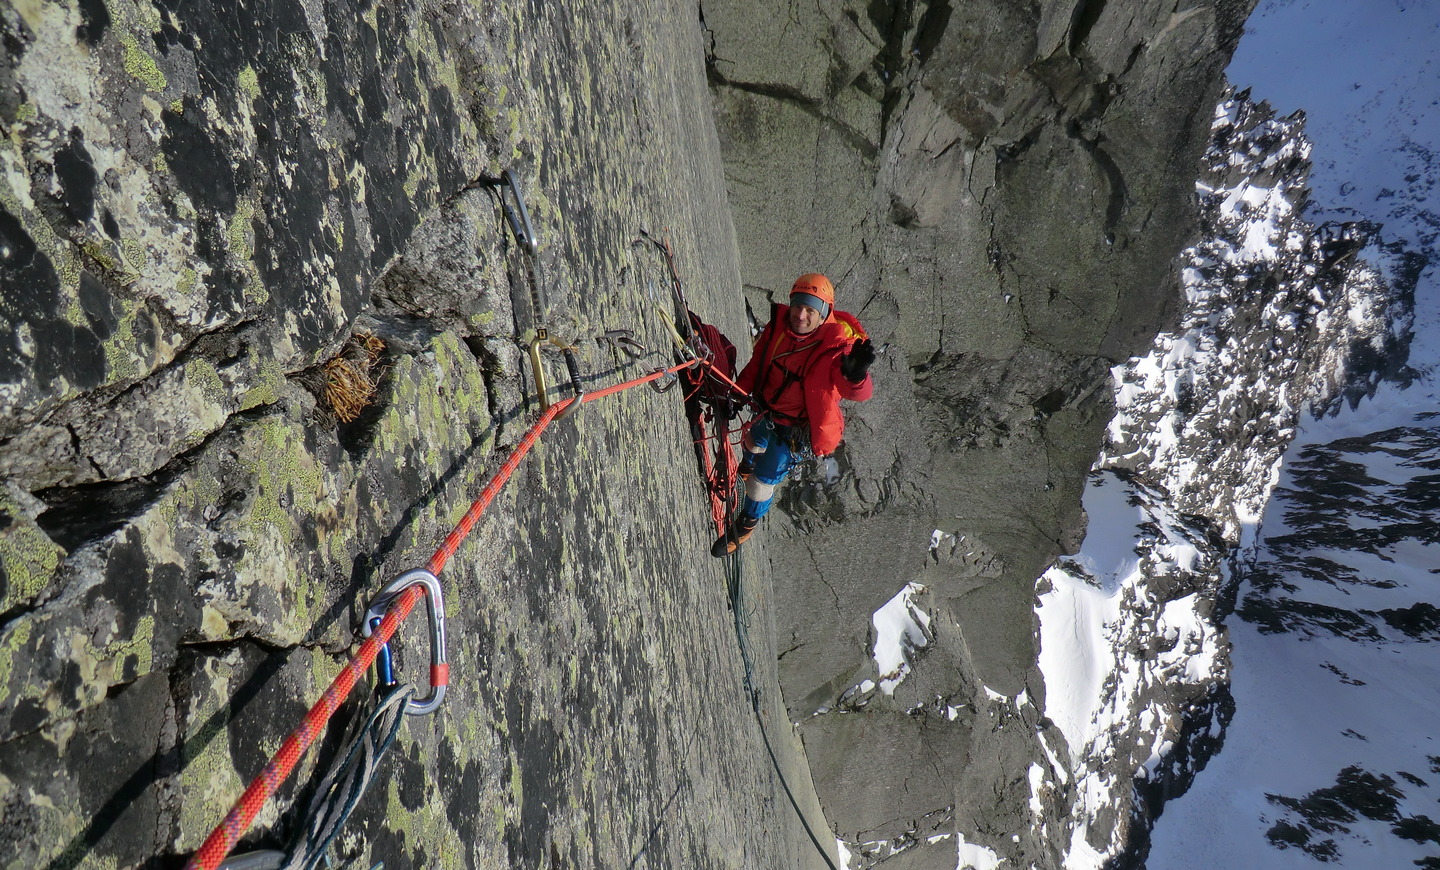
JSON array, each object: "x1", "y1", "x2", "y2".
[{"x1": 711, "y1": 273, "x2": 875, "y2": 557}]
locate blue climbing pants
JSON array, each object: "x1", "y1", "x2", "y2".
[{"x1": 741, "y1": 416, "x2": 807, "y2": 519}]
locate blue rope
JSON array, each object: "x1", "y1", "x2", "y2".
[{"x1": 281, "y1": 685, "x2": 412, "y2": 870}]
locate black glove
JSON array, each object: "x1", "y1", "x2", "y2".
[{"x1": 840, "y1": 338, "x2": 875, "y2": 383}]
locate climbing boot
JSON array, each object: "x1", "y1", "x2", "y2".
[
  {"x1": 711, "y1": 514, "x2": 759, "y2": 557},
  {"x1": 737, "y1": 453, "x2": 755, "y2": 480}
]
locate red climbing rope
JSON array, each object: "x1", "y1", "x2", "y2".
[
  {"x1": 428, "y1": 359, "x2": 700, "y2": 576},
  {"x1": 186, "y1": 358, "x2": 704, "y2": 870},
  {"x1": 184, "y1": 584, "x2": 423, "y2": 870}
]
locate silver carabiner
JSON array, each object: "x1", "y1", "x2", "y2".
[
  {"x1": 361, "y1": 568, "x2": 449, "y2": 716},
  {"x1": 499, "y1": 168, "x2": 539, "y2": 257},
  {"x1": 647, "y1": 367, "x2": 678, "y2": 393}
]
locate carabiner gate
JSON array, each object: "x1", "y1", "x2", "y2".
[
  {"x1": 361, "y1": 568, "x2": 449, "y2": 716},
  {"x1": 498, "y1": 168, "x2": 539, "y2": 257}
]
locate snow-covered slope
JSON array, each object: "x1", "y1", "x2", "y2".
[
  {"x1": 1148, "y1": 2, "x2": 1440, "y2": 867},
  {"x1": 1031, "y1": 0, "x2": 1434, "y2": 858},
  {"x1": 1149, "y1": 384, "x2": 1440, "y2": 868}
]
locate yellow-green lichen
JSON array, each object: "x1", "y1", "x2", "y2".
[
  {"x1": 226, "y1": 196, "x2": 256, "y2": 263},
  {"x1": 131, "y1": 0, "x2": 164, "y2": 33},
  {"x1": 308, "y1": 647, "x2": 340, "y2": 692},
  {"x1": 176, "y1": 267, "x2": 197, "y2": 295},
  {"x1": 120, "y1": 34, "x2": 167, "y2": 93},
  {"x1": 14, "y1": 102, "x2": 35, "y2": 123},
  {"x1": 173, "y1": 470, "x2": 222, "y2": 529},
  {"x1": 0, "y1": 516, "x2": 64, "y2": 613},
  {"x1": 243, "y1": 276, "x2": 269, "y2": 307},
  {"x1": 101, "y1": 303, "x2": 147, "y2": 383},
  {"x1": 176, "y1": 672, "x2": 243, "y2": 841},
  {"x1": 0, "y1": 619, "x2": 35, "y2": 703},
  {"x1": 231, "y1": 419, "x2": 328, "y2": 638},
  {"x1": 242, "y1": 418, "x2": 324, "y2": 535},
  {"x1": 53, "y1": 244, "x2": 81, "y2": 289},
  {"x1": 185, "y1": 357, "x2": 227, "y2": 407},
  {"x1": 284, "y1": 34, "x2": 327, "y2": 111},
  {"x1": 403, "y1": 157, "x2": 429, "y2": 199},
  {"x1": 119, "y1": 238, "x2": 146, "y2": 274},
  {"x1": 237, "y1": 356, "x2": 283, "y2": 411},
  {"x1": 508, "y1": 749, "x2": 525, "y2": 805},
  {"x1": 100, "y1": 613, "x2": 155, "y2": 681},
  {"x1": 237, "y1": 65, "x2": 261, "y2": 101}
]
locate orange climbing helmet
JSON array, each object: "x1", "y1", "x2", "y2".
[{"x1": 790, "y1": 273, "x2": 835, "y2": 319}]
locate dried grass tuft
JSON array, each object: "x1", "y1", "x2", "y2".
[{"x1": 323, "y1": 334, "x2": 386, "y2": 422}]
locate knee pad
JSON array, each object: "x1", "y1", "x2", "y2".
[{"x1": 746, "y1": 478, "x2": 776, "y2": 503}]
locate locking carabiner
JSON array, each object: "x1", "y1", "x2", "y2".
[{"x1": 361, "y1": 568, "x2": 449, "y2": 716}]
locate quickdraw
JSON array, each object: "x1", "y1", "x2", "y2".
[
  {"x1": 493, "y1": 172, "x2": 588, "y2": 421},
  {"x1": 527, "y1": 328, "x2": 586, "y2": 420}
]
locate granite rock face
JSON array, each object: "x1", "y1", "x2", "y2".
[
  {"x1": 0, "y1": 2, "x2": 832, "y2": 868},
  {"x1": 704, "y1": 0, "x2": 1256, "y2": 865}
]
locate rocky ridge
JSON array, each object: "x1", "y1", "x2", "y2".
[{"x1": 1036, "y1": 90, "x2": 1412, "y2": 867}]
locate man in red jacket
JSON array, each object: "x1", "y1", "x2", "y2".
[{"x1": 712, "y1": 273, "x2": 875, "y2": 556}]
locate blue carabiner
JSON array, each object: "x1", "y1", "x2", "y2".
[{"x1": 369, "y1": 615, "x2": 398, "y2": 692}]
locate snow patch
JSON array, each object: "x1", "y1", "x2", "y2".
[
  {"x1": 872, "y1": 582, "x2": 930, "y2": 695},
  {"x1": 955, "y1": 839, "x2": 1002, "y2": 870}
]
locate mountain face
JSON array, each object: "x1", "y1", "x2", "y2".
[
  {"x1": 0, "y1": 1, "x2": 1295, "y2": 869},
  {"x1": 703, "y1": 1, "x2": 1257, "y2": 865},
  {"x1": 1145, "y1": 3, "x2": 1440, "y2": 866},
  {"x1": 1037, "y1": 90, "x2": 1412, "y2": 868}
]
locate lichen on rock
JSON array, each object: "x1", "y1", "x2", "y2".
[{"x1": 0, "y1": 1, "x2": 836, "y2": 868}]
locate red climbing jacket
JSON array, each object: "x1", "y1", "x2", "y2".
[{"x1": 736, "y1": 304, "x2": 873, "y2": 455}]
